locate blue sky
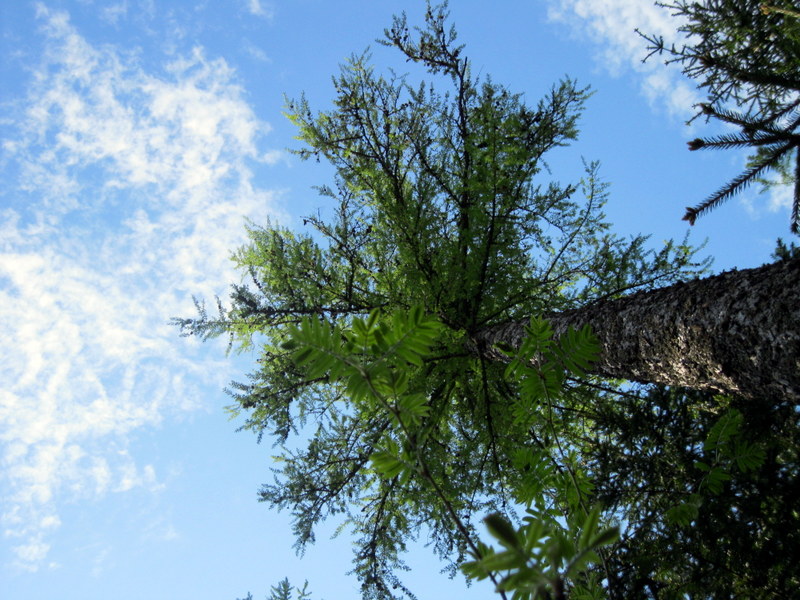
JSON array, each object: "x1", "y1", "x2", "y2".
[{"x1": 0, "y1": 1, "x2": 793, "y2": 599}]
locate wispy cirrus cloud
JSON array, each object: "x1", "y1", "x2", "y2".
[
  {"x1": 546, "y1": 0, "x2": 701, "y2": 120},
  {"x1": 0, "y1": 4, "x2": 282, "y2": 571},
  {"x1": 244, "y1": 0, "x2": 273, "y2": 20}
]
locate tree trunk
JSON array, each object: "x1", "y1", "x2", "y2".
[{"x1": 473, "y1": 258, "x2": 800, "y2": 402}]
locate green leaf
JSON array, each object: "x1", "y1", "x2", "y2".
[
  {"x1": 666, "y1": 494, "x2": 702, "y2": 528},
  {"x1": 702, "y1": 467, "x2": 732, "y2": 495},
  {"x1": 373, "y1": 327, "x2": 388, "y2": 352},
  {"x1": 578, "y1": 506, "x2": 601, "y2": 549},
  {"x1": 733, "y1": 441, "x2": 766, "y2": 472},
  {"x1": 556, "y1": 324, "x2": 600, "y2": 376},
  {"x1": 587, "y1": 526, "x2": 619, "y2": 549},
  {"x1": 477, "y1": 550, "x2": 527, "y2": 572},
  {"x1": 397, "y1": 393, "x2": 429, "y2": 419},
  {"x1": 370, "y1": 447, "x2": 407, "y2": 479},
  {"x1": 704, "y1": 408, "x2": 743, "y2": 452},
  {"x1": 365, "y1": 308, "x2": 380, "y2": 331},
  {"x1": 484, "y1": 513, "x2": 522, "y2": 551}
]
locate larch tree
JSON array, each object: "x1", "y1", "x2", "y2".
[{"x1": 177, "y1": 3, "x2": 799, "y2": 599}]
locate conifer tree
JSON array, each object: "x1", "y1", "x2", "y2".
[
  {"x1": 176, "y1": 5, "x2": 702, "y2": 597},
  {"x1": 641, "y1": 0, "x2": 800, "y2": 231}
]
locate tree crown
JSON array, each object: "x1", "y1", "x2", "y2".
[{"x1": 176, "y1": 4, "x2": 713, "y2": 599}]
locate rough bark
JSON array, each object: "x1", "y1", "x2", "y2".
[{"x1": 473, "y1": 258, "x2": 800, "y2": 402}]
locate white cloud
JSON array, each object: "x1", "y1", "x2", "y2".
[
  {"x1": 90, "y1": 546, "x2": 111, "y2": 578},
  {"x1": 245, "y1": 0, "x2": 273, "y2": 20},
  {"x1": 1, "y1": 5, "x2": 282, "y2": 571},
  {"x1": 243, "y1": 39, "x2": 272, "y2": 64},
  {"x1": 9, "y1": 539, "x2": 51, "y2": 571},
  {"x1": 100, "y1": 1, "x2": 128, "y2": 26},
  {"x1": 547, "y1": 0, "x2": 702, "y2": 120},
  {"x1": 739, "y1": 177, "x2": 795, "y2": 217},
  {"x1": 767, "y1": 182, "x2": 795, "y2": 212}
]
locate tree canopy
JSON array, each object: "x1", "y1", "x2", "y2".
[{"x1": 177, "y1": 3, "x2": 799, "y2": 599}]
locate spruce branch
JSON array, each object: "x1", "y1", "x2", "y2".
[
  {"x1": 688, "y1": 132, "x2": 793, "y2": 151},
  {"x1": 683, "y1": 141, "x2": 795, "y2": 225}
]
